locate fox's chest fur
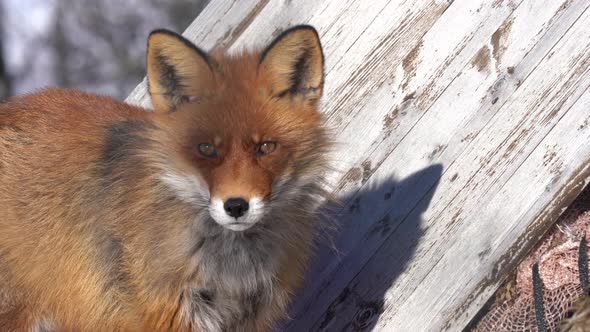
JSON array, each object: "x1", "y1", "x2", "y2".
[
  {"x1": 180, "y1": 195, "x2": 321, "y2": 331},
  {"x1": 181, "y1": 226, "x2": 283, "y2": 331}
]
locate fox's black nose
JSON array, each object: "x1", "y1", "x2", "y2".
[{"x1": 224, "y1": 198, "x2": 249, "y2": 218}]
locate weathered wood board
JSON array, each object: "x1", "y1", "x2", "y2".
[{"x1": 126, "y1": 0, "x2": 590, "y2": 330}]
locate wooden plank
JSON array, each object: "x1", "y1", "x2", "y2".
[
  {"x1": 307, "y1": 3, "x2": 590, "y2": 330},
  {"x1": 123, "y1": 0, "x2": 590, "y2": 330},
  {"x1": 438, "y1": 87, "x2": 590, "y2": 330},
  {"x1": 284, "y1": 0, "x2": 530, "y2": 327},
  {"x1": 288, "y1": 0, "x2": 586, "y2": 328}
]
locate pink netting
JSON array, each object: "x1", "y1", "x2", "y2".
[{"x1": 474, "y1": 187, "x2": 590, "y2": 332}]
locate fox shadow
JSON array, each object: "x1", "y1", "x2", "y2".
[{"x1": 281, "y1": 163, "x2": 444, "y2": 331}]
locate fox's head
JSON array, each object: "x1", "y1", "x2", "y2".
[{"x1": 146, "y1": 26, "x2": 329, "y2": 232}]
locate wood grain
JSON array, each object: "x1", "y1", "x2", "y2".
[{"x1": 125, "y1": 0, "x2": 590, "y2": 330}]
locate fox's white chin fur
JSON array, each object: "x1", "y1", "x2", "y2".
[
  {"x1": 208, "y1": 198, "x2": 265, "y2": 231},
  {"x1": 159, "y1": 171, "x2": 268, "y2": 231}
]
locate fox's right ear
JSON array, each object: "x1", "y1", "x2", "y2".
[
  {"x1": 147, "y1": 29, "x2": 214, "y2": 113},
  {"x1": 258, "y1": 25, "x2": 324, "y2": 105}
]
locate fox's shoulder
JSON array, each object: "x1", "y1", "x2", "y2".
[{"x1": 0, "y1": 88, "x2": 154, "y2": 168}]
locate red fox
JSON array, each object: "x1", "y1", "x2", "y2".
[{"x1": 0, "y1": 25, "x2": 330, "y2": 331}]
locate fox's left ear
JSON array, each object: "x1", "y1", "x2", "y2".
[
  {"x1": 147, "y1": 29, "x2": 215, "y2": 113},
  {"x1": 258, "y1": 25, "x2": 324, "y2": 104}
]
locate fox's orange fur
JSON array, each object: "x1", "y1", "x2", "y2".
[{"x1": 0, "y1": 26, "x2": 330, "y2": 331}]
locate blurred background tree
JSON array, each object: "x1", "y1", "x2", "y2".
[
  {"x1": 0, "y1": 0, "x2": 209, "y2": 100},
  {"x1": 0, "y1": 3, "x2": 11, "y2": 100}
]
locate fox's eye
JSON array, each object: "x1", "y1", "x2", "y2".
[
  {"x1": 256, "y1": 141, "x2": 277, "y2": 156},
  {"x1": 197, "y1": 143, "x2": 218, "y2": 158}
]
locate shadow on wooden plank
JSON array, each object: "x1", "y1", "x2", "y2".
[{"x1": 284, "y1": 163, "x2": 443, "y2": 331}]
